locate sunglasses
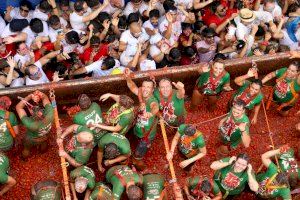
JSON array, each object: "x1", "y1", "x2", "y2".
[{"x1": 20, "y1": 7, "x2": 30, "y2": 13}]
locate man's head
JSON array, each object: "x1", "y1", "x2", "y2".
[
  {"x1": 25, "y1": 64, "x2": 43, "y2": 80},
  {"x1": 119, "y1": 95, "x2": 134, "y2": 109},
  {"x1": 168, "y1": 48, "x2": 181, "y2": 62},
  {"x1": 129, "y1": 22, "x2": 142, "y2": 38},
  {"x1": 102, "y1": 57, "x2": 116, "y2": 70},
  {"x1": 233, "y1": 153, "x2": 249, "y2": 173},
  {"x1": 263, "y1": 0, "x2": 275, "y2": 12},
  {"x1": 202, "y1": 28, "x2": 216, "y2": 45},
  {"x1": 77, "y1": 94, "x2": 91, "y2": 110},
  {"x1": 60, "y1": 0, "x2": 70, "y2": 12},
  {"x1": 211, "y1": 61, "x2": 225, "y2": 77},
  {"x1": 159, "y1": 78, "x2": 172, "y2": 98},
  {"x1": 39, "y1": 0, "x2": 52, "y2": 13},
  {"x1": 107, "y1": 35, "x2": 119, "y2": 49},
  {"x1": 200, "y1": 179, "x2": 212, "y2": 194},
  {"x1": 0, "y1": 96, "x2": 12, "y2": 110},
  {"x1": 74, "y1": 177, "x2": 89, "y2": 193},
  {"x1": 249, "y1": 79, "x2": 262, "y2": 96},
  {"x1": 127, "y1": 13, "x2": 142, "y2": 26},
  {"x1": 10, "y1": 19, "x2": 29, "y2": 32},
  {"x1": 184, "y1": 125, "x2": 196, "y2": 136},
  {"x1": 131, "y1": 0, "x2": 143, "y2": 7},
  {"x1": 275, "y1": 172, "x2": 289, "y2": 186},
  {"x1": 48, "y1": 15, "x2": 62, "y2": 30},
  {"x1": 20, "y1": 0, "x2": 33, "y2": 17},
  {"x1": 126, "y1": 185, "x2": 143, "y2": 200},
  {"x1": 76, "y1": 131, "x2": 94, "y2": 145},
  {"x1": 141, "y1": 80, "x2": 155, "y2": 99},
  {"x1": 239, "y1": 8, "x2": 256, "y2": 25},
  {"x1": 31, "y1": 106, "x2": 45, "y2": 119},
  {"x1": 149, "y1": 9, "x2": 160, "y2": 26},
  {"x1": 231, "y1": 99, "x2": 246, "y2": 119},
  {"x1": 286, "y1": 61, "x2": 299, "y2": 79},
  {"x1": 74, "y1": 0, "x2": 88, "y2": 15},
  {"x1": 65, "y1": 31, "x2": 80, "y2": 44},
  {"x1": 90, "y1": 36, "x2": 100, "y2": 49},
  {"x1": 104, "y1": 143, "x2": 120, "y2": 159},
  {"x1": 167, "y1": 5, "x2": 178, "y2": 23},
  {"x1": 212, "y1": 1, "x2": 227, "y2": 17},
  {"x1": 87, "y1": 0, "x2": 100, "y2": 10},
  {"x1": 182, "y1": 23, "x2": 193, "y2": 37},
  {"x1": 183, "y1": 47, "x2": 196, "y2": 59},
  {"x1": 16, "y1": 42, "x2": 29, "y2": 56},
  {"x1": 30, "y1": 18, "x2": 44, "y2": 34}
]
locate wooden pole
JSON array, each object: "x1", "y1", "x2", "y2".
[
  {"x1": 159, "y1": 118, "x2": 184, "y2": 200},
  {"x1": 49, "y1": 89, "x2": 71, "y2": 200}
]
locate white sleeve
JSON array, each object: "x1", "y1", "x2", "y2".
[
  {"x1": 123, "y1": 3, "x2": 133, "y2": 17},
  {"x1": 34, "y1": 61, "x2": 43, "y2": 68},
  {"x1": 139, "y1": 3, "x2": 148, "y2": 15},
  {"x1": 0, "y1": 17, "x2": 6, "y2": 37},
  {"x1": 60, "y1": 17, "x2": 68, "y2": 28},
  {"x1": 159, "y1": 20, "x2": 168, "y2": 34},
  {"x1": 85, "y1": 60, "x2": 102, "y2": 73},
  {"x1": 48, "y1": 29, "x2": 57, "y2": 43},
  {"x1": 254, "y1": 11, "x2": 273, "y2": 23},
  {"x1": 120, "y1": 31, "x2": 128, "y2": 43},
  {"x1": 1, "y1": 25, "x2": 12, "y2": 38},
  {"x1": 40, "y1": 21, "x2": 49, "y2": 36},
  {"x1": 236, "y1": 24, "x2": 246, "y2": 40}
]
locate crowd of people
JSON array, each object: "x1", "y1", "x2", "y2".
[{"x1": 0, "y1": 0, "x2": 299, "y2": 199}]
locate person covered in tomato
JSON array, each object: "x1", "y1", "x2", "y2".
[
  {"x1": 218, "y1": 100, "x2": 251, "y2": 155},
  {"x1": 0, "y1": 152, "x2": 16, "y2": 196},
  {"x1": 30, "y1": 180, "x2": 61, "y2": 200},
  {"x1": 231, "y1": 66, "x2": 263, "y2": 125},
  {"x1": 73, "y1": 94, "x2": 106, "y2": 144},
  {"x1": 256, "y1": 146, "x2": 292, "y2": 199},
  {"x1": 167, "y1": 124, "x2": 207, "y2": 172},
  {"x1": 57, "y1": 124, "x2": 94, "y2": 167},
  {"x1": 125, "y1": 70, "x2": 159, "y2": 170},
  {"x1": 91, "y1": 93, "x2": 135, "y2": 136},
  {"x1": 210, "y1": 153, "x2": 259, "y2": 198},
  {"x1": 191, "y1": 59, "x2": 232, "y2": 111},
  {"x1": 183, "y1": 175, "x2": 222, "y2": 200},
  {"x1": 106, "y1": 165, "x2": 143, "y2": 200},
  {"x1": 154, "y1": 78, "x2": 186, "y2": 127},
  {"x1": 262, "y1": 61, "x2": 300, "y2": 116},
  {"x1": 16, "y1": 90, "x2": 54, "y2": 159},
  {"x1": 143, "y1": 173, "x2": 167, "y2": 200}
]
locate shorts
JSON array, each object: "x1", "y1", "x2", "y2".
[{"x1": 134, "y1": 138, "x2": 154, "y2": 159}]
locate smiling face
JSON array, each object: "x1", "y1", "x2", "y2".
[
  {"x1": 159, "y1": 79, "x2": 172, "y2": 98},
  {"x1": 286, "y1": 64, "x2": 298, "y2": 80},
  {"x1": 141, "y1": 81, "x2": 154, "y2": 99},
  {"x1": 212, "y1": 62, "x2": 225, "y2": 77},
  {"x1": 231, "y1": 104, "x2": 245, "y2": 119},
  {"x1": 249, "y1": 82, "x2": 261, "y2": 96},
  {"x1": 233, "y1": 158, "x2": 248, "y2": 173},
  {"x1": 216, "y1": 4, "x2": 227, "y2": 17}
]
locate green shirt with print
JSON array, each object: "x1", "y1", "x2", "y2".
[
  {"x1": 143, "y1": 174, "x2": 165, "y2": 200},
  {"x1": 21, "y1": 104, "x2": 54, "y2": 139},
  {"x1": 35, "y1": 187, "x2": 61, "y2": 200},
  {"x1": 89, "y1": 182, "x2": 113, "y2": 200},
  {"x1": 70, "y1": 166, "x2": 96, "y2": 190},
  {"x1": 233, "y1": 81, "x2": 263, "y2": 110},
  {"x1": 0, "y1": 153, "x2": 9, "y2": 184},
  {"x1": 196, "y1": 71, "x2": 230, "y2": 95},
  {"x1": 187, "y1": 176, "x2": 220, "y2": 197},
  {"x1": 279, "y1": 149, "x2": 300, "y2": 180},
  {"x1": 0, "y1": 110, "x2": 18, "y2": 151},
  {"x1": 178, "y1": 124, "x2": 205, "y2": 158},
  {"x1": 273, "y1": 68, "x2": 300, "y2": 104},
  {"x1": 214, "y1": 157, "x2": 249, "y2": 196},
  {"x1": 106, "y1": 165, "x2": 143, "y2": 200},
  {"x1": 134, "y1": 96, "x2": 158, "y2": 140},
  {"x1": 98, "y1": 133, "x2": 131, "y2": 156},
  {"x1": 257, "y1": 162, "x2": 291, "y2": 199},
  {"x1": 154, "y1": 89, "x2": 186, "y2": 126}
]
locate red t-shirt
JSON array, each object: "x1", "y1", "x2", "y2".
[
  {"x1": 204, "y1": 8, "x2": 237, "y2": 26},
  {"x1": 79, "y1": 44, "x2": 108, "y2": 65}
]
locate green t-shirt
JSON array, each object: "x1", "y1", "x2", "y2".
[
  {"x1": 89, "y1": 182, "x2": 113, "y2": 200},
  {"x1": 187, "y1": 176, "x2": 220, "y2": 197},
  {"x1": 106, "y1": 165, "x2": 143, "y2": 200},
  {"x1": 134, "y1": 96, "x2": 158, "y2": 140},
  {"x1": 154, "y1": 89, "x2": 186, "y2": 126},
  {"x1": 106, "y1": 104, "x2": 135, "y2": 135},
  {"x1": 98, "y1": 133, "x2": 131, "y2": 156},
  {"x1": 273, "y1": 68, "x2": 300, "y2": 104},
  {"x1": 214, "y1": 157, "x2": 249, "y2": 196},
  {"x1": 35, "y1": 187, "x2": 61, "y2": 200},
  {"x1": 219, "y1": 112, "x2": 250, "y2": 149},
  {"x1": 196, "y1": 71, "x2": 230, "y2": 95},
  {"x1": 143, "y1": 174, "x2": 165, "y2": 200},
  {"x1": 0, "y1": 110, "x2": 18, "y2": 151},
  {"x1": 73, "y1": 102, "x2": 106, "y2": 143},
  {"x1": 279, "y1": 149, "x2": 300, "y2": 180},
  {"x1": 70, "y1": 166, "x2": 96, "y2": 190},
  {"x1": 0, "y1": 153, "x2": 9, "y2": 184},
  {"x1": 21, "y1": 104, "x2": 54, "y2": 139},
  {"x1": 257, "y1": 162, "x2": 291, "y2": 199},
  {"x1": 178, "y1": 124, "x2": 205, "y2": 158},
  {"x1": 67, "y1": 126, "x2": 93, "y2": 165},
  {"x1": 233, "y1": 81, "x2": 263, "y2": 110}
]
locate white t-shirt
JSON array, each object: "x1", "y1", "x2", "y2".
[
  {"x1": 85, "y1": 59, "x2": 121, "y2": 78},
  {"x1": 123, "y1": 2, "x2": 148, "y2": 17},
  {"x1": 0, "y1": 16, "x2": 6, "y2": 37},
  {"x1": 143, "y1": 20, "x2": 158, "y2": 32},
  {"x1": 14, "y1": 53, "x2": 31, "y2": 69},
  {"x1": 140, "y1": 59, "x2": 156, "y2": 71},
  {"x1": 60, "y1": 29, "x2": 85, "y2": 54},
  {"x1": 25, "y1": 61, "x2": 49, "y2": 86},
  {"x1": 32, "y1": 7, "x2": 49, "y2": 21},
  {"x1": 259, "y1": 4, "x2": 282, "y2": 20},
  {"x1": 70, "y1": 8, "x2": 91, "y2": 31},
  {"x1": 196, "y1": 37, "x2": 220, "y2": 62},
  {"x1": 279, "y1": 29, "x2": 300, "y2": 50},
  {"x1": 22, "y1": 21, "x2": 49, "y2": 46},
  {"x1": 1, "y1": 24, "x2": 17, "y2": 38},
  {"x1": 9, "y1": 7, "x2": 33, "y2": 22},
  {"x1": 48, "y1": 17, "x2": 68, "y2": 43},
  {"x1": 102, "y1": 0, "x2": 125, "y2": 15}
]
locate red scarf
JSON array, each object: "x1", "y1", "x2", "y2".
[{"x1": 206, "y1": 70, "x2": 226, "y2": 92}]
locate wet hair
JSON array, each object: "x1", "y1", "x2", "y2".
[
  {"x1": 119, "y1": 95, "x2": 134, "y2": 109},
  {"x1": 201, "y1": 179, "x2": 212, "y2": 193},
  {"x1": 184, "y1": 125, "x2": 196, "y2": 136},
  {"x1": 39, "y1": 0, "x2": 52, "y2": 11},
  {"x1": 97, "y1": 12, "x2": 111, "y2": 23},
  {"x1": 104, "y1": 143, "x2": 120, "y2": 159},
  {"x1": 236, "y1": 40, "x2": 246, "y2": 51},
  {"x1": 276, "y1": 172, "x2": 290, "y2": 186},
  {"x1": 87, "y1": 0, "x2": 100, "y2": 8},
  {"x1": 65, "y1": 31, "x2": 80, "y2": 44},
  {"x1": 183, "y1": 47, "x2": 196, "y2": 58},
  {"x1": 127, "y1": 12, "x2": 141, "y2": 25},
  {"x1": 74, "y1": 0, "x2": 85, "y2": 12},
  {"x1": 233, "y1": 99, "x2": 246, "y2": 109},
  {"x1": 236, "y1": 153, "x2": 250, "y2": 163},
  {"x1": 289, "y1": 61, "x2": 300, "y2": 71},
  {"x1": 127, "y1": 185, "x2": 143, "y2": 200},
  {"x1": 30, "y1": 18, "x2": 44, "y2": 33},
  {"x1": 149, "y1": 9, "x2": 160, "y2": 18},
  {"x1": 77, "y1": 94, "x2": 91, "y2": 110},
  {"x1": 118, "y1": 15, "x2": 127, "y2": 30},
  {"x1": 10, "y1": 19, "x2": 29, "y2": 32},
  {"x1": 211, "y1": 1, "x2": 221, "y2": 13},
  {"x1": 213, "y1": 53, "x2": 226, "y2": 61},
  {"x1": 182, "y1": 23, "x2": 192, "y2": 31},
  {"x1": 102, "y1": 57, "x2": 116, "y2": 70},
  {"x1": 201, "y1": 27, "x2": 216, "y2": 38},
  {"x1": 48, "y1": 15, "x2": 60, "y2": 27},
  {"x1": 252, "y1": 79, "x2": 263, "y2": 88},
  {"x1": 20, "y1": 0, "x2": 33, "y2": 10},
  {"x1": 169, "y1": 48, "x2": 181, "y2": 61}
]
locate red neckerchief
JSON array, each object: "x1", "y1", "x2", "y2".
[
  {"x1": 236, "y1": 87, "x2": 258, "y2": 106},
  {"x1": 221, "y1": 114, "x2": 240, "y2": 138},
  {"x1": 207, "y1": 70, "x2": 226, "y2": 91}
]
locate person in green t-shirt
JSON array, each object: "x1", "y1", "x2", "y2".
[
  {"x1": 167, "y1": 124, "x2": 207, "y2": 172},
  {"x1": 88, "y1": 182, "x2": 114, "y2": 200},
  {"x1": 57, "y1": 124, "x2": 94, "y2": 167},
  {"x1": 232, "y1": 66, "x2": 263, "y2": 125},
  {"x1": 124, "y1": 70, "x2": 159, "y2": 170},
  {"x1": 183, "y1": 175, "x2": 222, "y2": 200},
  {"x1": 0, "y1": 96, "x2": 19, "y2": 151},
  {"x1": 218, "y1": 100, "x2": 251, "y2": 155},
  {"x1": 257, "y1": 146, "x2": 292, "y2": 200},
  {"x1": 90, "y1": 93, "x2": 135, "y2": 136},
  {"x1": 262, "y1": 61, "x2": 300, "y2": 116},
  {"x1": 192, "y1": 60, "x2": 232, "y2": 111},
  {"x1": 143, "y1": 174, "x2": 167, "y2": 200},
  {"x1": 30, "y1": 180, "x2": 61, "y2": 200},
  {"x1": 97, "y1": 133, "x2": 131, "y2": 173},
  {"x1": 211, "y1": 153, "x2": 259, "y2": 198},
  {"x1": 0, "y1": 152, "x2": 16, "y2": 196},
  {"x1": 73, "y1": 94, "x2": 106, "y2": 144},
  {"x1": 16, "y1": 90, "x2": 54, "y2": 159},
  {"x1": 153, "y1": 78, "x2": 186, "y2": 127},
  {"x1": 70, "y1": 166, "x2": 96, "y2": 200},
  {"x1": 106, "y1": 165, "x2": 143, "y2": 200}
]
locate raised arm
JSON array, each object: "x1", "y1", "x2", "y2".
[
  {"x1": 172, "y1": 82, "x2": 185, "y2": 99},
  {"x1": 210, "y1": 156, "x2": 236, "y2": 170},
  {"x1": 247, "y1": 164, "x2": 259, "y2": 192},
  {"x1": 16, "y1": 94, "x2": 32, "y2": 119},
  {"x1": 261, "y1": 148, "x2": 281, "y2": 167},
  {"x1": 234, "y1": 67, "x2": 258, "y2": 86},
  {"x1": 262, "y1": 71, "x2": 276, "y2": 84},
  {"x1": 38, "y1": 50, "x2": 61, "y2": 66},
  {"x1": 99, "y1": 93, "x2": 120, "y2": 103},
  {"x1": 3, "y1": 57, "x2": 18, "y2": 86},
  {"x1": 166, "y1": 131, "x2": 180, "y2": 161},
  {"x1": 82, "y1": 0, "x2": 109, "y2": 23},
  {"x1": 193, "y1": 0, "x2": 213, "y2": 10}
]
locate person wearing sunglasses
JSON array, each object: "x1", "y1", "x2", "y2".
[{"x1": 4, "y1": 0, "x2": 33, "y2": 22}]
